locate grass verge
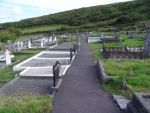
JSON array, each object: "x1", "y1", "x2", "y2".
[
  {"x1": 89, "y1": 42, "x2": 150, "y2": 98},
  {"x1": 0, "y1": 96, "x2": 52, "y2": 113}
]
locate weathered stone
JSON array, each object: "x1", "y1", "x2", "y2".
[{"x1": 127, "y1": 93, "x2": 150, "y2": 113}]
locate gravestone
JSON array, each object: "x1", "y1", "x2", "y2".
[
  {"x1": 5, "y1": 49, "x2": 11, "y2": 65},
  {"x1": 49, "y1": 37, "x2": 53, "y2": 43},
  {"x1": 41, "y1": 39, "x2": 44, "y2": 48},
  {"x1": 144, "y1": 30, "x2": 150, "y2": 58},
  {"x1": 7, "y1": 41, "x2": 16, "y2": 53},
  {"x1": 84, "y1": 32, "x2": 89, "y2": 43},
  {"x1": 76, "y1": 30, "x2": 80, "y2": 50},
  {"x1": 112, "y1": 27, "x2": 116, "y2": 38},
  {"x1": 20, "y1": 41, "x2": 23, "y2": 48},
  {"x1": 53, "y1": 61, "x2": 61, "y2": 87},
  {"x1": 70, "y1": 48, "x2": 74, "y2": 63},
  {"x1": 16, "y1": 41, "x2": 21, "y2": 51},
  {"x1": 127, "y1": 93, "x2": 150, "y2": 113},
  {"x1": 101, "y1": 33, "x2": 105, "y2": 39},
  {"x1": 54, "y1": 37, "x2": 57, "y2": 43},
  {"x1": 28, "y1": 40, "x2": 31, "y2": 48}
]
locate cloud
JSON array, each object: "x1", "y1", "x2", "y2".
[
  {"x1": 0, "y1": 0, "x2": 132, "y2": 23},
  {"x1": 12, "y1": 6, "x2": 22, "y2": 16}
]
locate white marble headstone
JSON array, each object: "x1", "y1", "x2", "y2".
[
  {"x1": 41, "y1": 39, "x2": 44, "y2": 48},
  {"x1": 49, "y1": 37, "x2": 53, "y2": 43},
  {"x1": 20, "y1": 41, "x2": 23, "y2": 48},
  {"x1": 54, "y1": 37, "x2": 57, "y2": 43},
  {"x1": 5, "y1": 49, "x2": 11, "y2": 65},
  {"x1": 28, "y1": 40, "x2": 31, "y2": 48}
]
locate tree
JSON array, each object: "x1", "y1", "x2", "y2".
[
  {"x1": 0, "y1": 30, "x2": 17, "y2": 42},
  {"x1": 8, "y1": 27, "x2": 21, "y2": 36},
  {"x1": 115, "y1": 15, "x2": 132, "y2": 24}
]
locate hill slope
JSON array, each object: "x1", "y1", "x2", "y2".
[{"x1": 1, "y1": 0, "x2": 150, "y2": 32}]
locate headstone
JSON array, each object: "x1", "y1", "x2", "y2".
[
  {"x1": 144, "y1": 30, "x2": 150, "y2": 58},
  {"x1": 76, "y1": 30, "x2": 80, "y2": 50},
  {"x1": 84, "y1": 32, "x2": 89, "y2": 43},
  {"x1": 112, "y1": 27, "x2": 116, "y2": 38},
  {"x1": 5, "y1": 49, "x2": 11, "y2": 65},
  {"x1": 41, "y1": 39, "x2": 44, "y2": 48},
  {"x1": 101, "y1": 33, "x2": 104, "y2": 39},
  {"x1": 53, "y1": 61, "x2": 61, "y2": 87},
  {"x1": 7, "y1": 41, "x2": 16, "y2": 53},
  {"x1": 16, "y1": 41, "x2": 21, "y2": 51},
  {"x1": 20, "y1": 41, "x2": 23, "y2": 48},
  {"x1": 28, "y1": 40, "x2": 31, "y2": 48},
  {"x1": 49, "y1": 37, "x2": 53, "y2": 43},
  {"x1": 127, "y1": 93, "x2": 150, "y2": 113},
  {"x1": 70, "y1": 48, "x2": 73, "y2": 63},
  {"x1": 54, "y1": 37, "x2": 57, "y2": 43}
]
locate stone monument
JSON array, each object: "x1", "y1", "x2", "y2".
[
  {"x1": 5, "y1": 49, "x2": 11, "y2": 65},
  {"x1": 41, "y1": 39, "x2": 44, "y2": 48},
  {"x1": 144, "y1": 27, "x2": 150, "y2": 58},
  {"x1": 28, "y1": 40, "x2": 31, "y2": 48}
]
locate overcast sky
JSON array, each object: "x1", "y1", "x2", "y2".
[{"x1": 0, "y1": 0, "x2": 131, "y2": 23}]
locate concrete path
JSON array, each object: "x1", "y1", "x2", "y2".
[{"x1": 52, "y1": 44, "x2": 122, "y2": 113}]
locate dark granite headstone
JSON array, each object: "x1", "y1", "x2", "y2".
[
  {"x1": 127, "y1": 93, "x2": 150, "y2": 113},
  {"x1": 144, "y1": 30, "x2": 150, "y2": 58},
  {"x1": 53, "y1": 61, "x2": 61, "y2": 87},
  {"x1": 70, "y1": 48, "x2": 74, "y2": 63}
]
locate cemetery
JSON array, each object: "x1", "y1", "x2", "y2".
[
  {"x1": 0, "y1": 0, "x2": 150, "y2": 112},
  {"x1": 89, "y1": 26, "x2": 150, "y2": 113},
  {"x1": 0, "y1": 25, "x2": 149, "y2": 113}
]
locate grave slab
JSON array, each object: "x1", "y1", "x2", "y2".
[
  {"x1": 20, "y1": 66, "x2": 67, "y2": 77},
  {"x1": 20, "y1": 59, "x2": 70, "y2": 67}
]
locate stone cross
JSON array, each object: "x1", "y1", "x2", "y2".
[{"x1": 5, "y1": 49, "x2": 11, "y2": 65}]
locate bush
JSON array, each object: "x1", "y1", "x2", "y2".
[{"x1": 115, "y1": 15, "x2": 132, "y2": 24}]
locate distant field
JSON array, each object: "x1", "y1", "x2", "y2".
[
  {"x1": 17, "y1": 34, "x2": 44, "y2": 41},
  {"x1": 21, "y1": 24, "x2": 71, "y2": 34}
]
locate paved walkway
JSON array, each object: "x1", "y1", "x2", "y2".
[{"x1": 52, "y1": 44, "x2": 122, "y2": 113}]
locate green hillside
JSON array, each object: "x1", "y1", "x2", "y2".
[{"x1": 0, "y1": 0, "x2": 150, "y2": 34}]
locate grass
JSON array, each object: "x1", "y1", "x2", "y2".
[
  {"x1": 119, "y1": 34, "x2": 144, "y2": 46},
  {"x1": 89, "y1": 40, "x2": 150, "y2": 98},
  {"x1": 88, "y1": 42, "x2": 103, "y2": 60},
  {"x1": 0, "y1": 96, "x2": 52, "y2": 113},
  {"x1": 0, "y1": 49, "x2": 43, "y2": 82},
  {"x1": 17, "y1": 35, "x2": 39, "y2": 41},
  {"x1": 21, "y1": 24, "x2": 70, "y2": 34}
]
